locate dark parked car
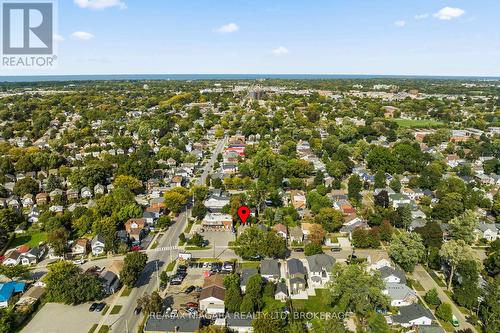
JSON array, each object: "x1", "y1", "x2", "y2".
[
  {"x1": 293, "y1": 248, "x2": 304, "y2": 252},
  {"x1": 89, "y1": 303, "x2": 99, "y2": 312},
  {"x1": 331, "y1": 247, "x2": 341, "y2": 252},
  {"x1": 134, "y1": 306, "x2": 142, "y2": 315},
  {"x1": 95, "y1": 303, "x2": 106, "y2": 312},
  {"x1": 184, "y1": 285, "x2": 195, "y2": 294},
  {"x1": 177, "y1": 265, "x2": 187, "y2": 272},
  {"x1": 170, "y1": 279, "x2": 182, "y2": 285}
]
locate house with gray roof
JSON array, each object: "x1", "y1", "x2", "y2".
[
  {"x1": 144, "y1": 316, "x2": 201, "y2": 333},
  {"x1": 226, "y1": 313, "x2": 253, "y2": 333},
  {"x1": 384, "y1": 282, "x2": 417, "y2": 307},
  {"x1": 390, "y1": 303, "x2": 435, "y2": 327},
  {"x1": 306, "y1": 254, "x2": 335, "y2": 287},
  {"x1": 379, "y1": 265, "x2": 406, "y2": 284},
  {"x1": 275, "y1": 282, "x2": 289, "y2": 302},
  {"x1": 240, "y1": 268, "x2": 258, "y2": 293},
  {"x1": 475, "y1": 222, "x2": 498, "y2": 241},
  {"x1": 287, "y1": 258, "x2": 306, "y2": 295},
  {"x1": 260, "y1": 259, "x2": 280, "y2": 282}
]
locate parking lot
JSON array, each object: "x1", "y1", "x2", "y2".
[
  {"x1": 21, "y1": 302, "x2": 102, "y2": 333},
  {"x1": 166, "y1": 264, "x2": 206, "y2": 312}
]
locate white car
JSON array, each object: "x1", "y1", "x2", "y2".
[{"x1": 73, "y1": 259, "x2": 86, "y2": 265}]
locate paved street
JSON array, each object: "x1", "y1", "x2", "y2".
[
  {"x1": 106, "y1": 137, "x2": 227, "y2": 333},
  {"x1": 412, "y1": 264, "x2": 477, "y2": 332}
]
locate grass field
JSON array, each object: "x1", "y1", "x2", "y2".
[
  {"x1": 391, "y1": 118, "x2": 445, "y2": 128},
  {"x1": 88, "y1": 324, "x2": 98, "y2": 333},
  {"x1": 9, "y1": 231, "x2": 47, "y2": 248},
  {"x1": 97, "y1": 325, "x2": 109, "y2": 333},
  {"x1": 121, "y1": 287, "x2": 132, "y2": 297},
  {"x1": 292, "y1": 289, "x2": 334, "y2": 312},
  {"x1": 110, "y1": 305, "x2": 122, "y2": 315}
]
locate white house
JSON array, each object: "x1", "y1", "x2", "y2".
[
  {"x1": 391, "y1": 304, "x2": 435, "y2": 327},
  {"x1": 475, "y1": 222, "x2": 498, "y2": 241},
  {"x1": 306, "y1": 254, "x2": 335, "y2": 288},
  {"x1": 91, "y1": 235, "x2": 106, "y2": 256},
  {"x1": 199, "y1": 286, "x2": 225, "y2": 314},
  {"x1": 384, "y1": 283, "x2": 418, "y2": 307}
]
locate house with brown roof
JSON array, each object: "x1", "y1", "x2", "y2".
[
  {"x1": 125, "y1": 218, "x2": 147, "y2": 242},
  {"x1": 290, "y1": 190, "x2": 306, "y2": 210},
  {"x1": 71, "y1": 238, "x2": 89, "y2": 257},
  {"x1": 273, "y1": 223, "x2": 288, "y2": 239},
  {"x1": 199, "y1": 285, "x2": 225, "y2": 314},
  {"x1": 35, "y1": 193, "x2": 48, "y2": 205}
]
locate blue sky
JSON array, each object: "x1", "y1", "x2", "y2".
[{"x1": 5, "y1": 0, "x2": 500, "y2": 76}]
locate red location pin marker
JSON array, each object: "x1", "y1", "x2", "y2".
[{"x1": 237, "y1": 206, "x2": 250, "y2": 225}]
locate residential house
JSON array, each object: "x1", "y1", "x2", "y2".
[
  {"x1": 289, "y1": 190, "x2": 306, "y2": 210},
  {"x1": 91, "y1": 235, "x2": 106, "y2": 256},
  {"x1": 306, "y1": 254, "x2": 335, "y2": 288},
  {"x1": 384, "y1": 282, "x2": 418, "y2": 307},
  {"x1": 202, "y1": 213, "x2": 233, "y2": 231},
  {"x1": 240, "y1": 268, "x2": 258, "y2": 293},
  {"x1": 125, "y1": 218, "x2": 147, "y2": 242},
  {"x1": 100, "y1": 270, "x2": 120, "y2": 294},
  {"x1": 260, "y1": 259, "x2": 280, "y2": 282},
  {"x1": 273, "y1": 223, "x2": 288, "y2": 239},
  {"x1": 171, "y1": 175, "x2": 184, "y2": 187},
  {"x1": 475, "y1": 222, "x2": 498, "y2": 241},
  {"x1": 19, "y1": 247, "x2": 40, "y2": 265},
  {"x1": 203, "y1": 189, "x2": 230, "y2": 212},
  {"x1": 144, "y1": 317, "x2": 202, "y2": 333},
  {"x1": 66, "y1": 188, "x2": 79, "y2": 201},
  {"x1": 28, "y1": 206, "x2": 40, "y2": 223},
  {"x1": 379, "y1": 265, "x2": 406, "y2": 284},
  {"x1": 390, "y1": 304, "x2": 435, "y2": 327},
  {"x1": 287, "y1": 258, "x2": 307, "y2": 295},
  {"x1": 289, "y1": 226, "x2": 303, "y2": 244},
  {"x1": 274, "y1": 282, "x2": 289, "y2": 302},
  {"x1": 22, "y1": 194, "x2": 34, "y2": 207},
  {"x1": 81, "y1": 187, "x2": 92, "y2": 199},
  {"x1": 0, "y1": 281, "x2": 26, "y2": 308},
  {"x1": 2, "y1": 250, "x2": 20, "y2": 266},
  {"x1": 71, "y1": 238, "x2": 89, "y2": 258},
  {"x1": 94, "y1": 184, "x2": 105, "y2": 196},
  {"x1": 226, "y1": 313, "x2": 253, "y2": 333},
  {"x1": 389, "y1": 193, "x2": 411, "y2": 208},
  {"x1": 199, "y1": 285, "x2": 225, "y2": 314}
]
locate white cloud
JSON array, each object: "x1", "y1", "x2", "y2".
[
  {"x1": 215, "y1": 23, "x2": 239, "y2": 34},
  {"x1": 53, "y1": 34, "x2": 64, "y2": 42},
  {"x1": 71, "y1": 31, "x2": 94, "y2": 40},
  {"x1": 394, "y1": 20, "x2": 406, "y2": 27},
  {"x1": 433, "y1": 7, "x2": 465, "y2": 20},
  {"x1": 414, "y1": 13, "x2": 429, "y2": 20},
  {"x1": 74, "y1": 0, "x2": 126, "y2": 10},
  {"x1": 272, "y1": 46, "x2": 289, "y2": 56}
]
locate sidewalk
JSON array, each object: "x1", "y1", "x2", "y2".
[{"x1": 412, "y1": 265, "x2": 477, "y2": 332}]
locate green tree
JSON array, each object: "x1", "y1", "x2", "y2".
[
  {"x1": 304, "y1": 242, "x2": 323, "y2": 256},
  {"x1": 388, "y1": 231, "x2": 425, "y2": 272},
  {"x1": 396, "y1": 205, "x2": 411, "y2": 230},
  {"x1": 374, "y1": 171, "x2": 386, "y2": 189},
  {"x1": 479, "y1": 280, "x2": 500, "y2": 333},
  {"x1": 424, "y1": 288, "x2": 441, "y2": 307},
  {"x1": 13, "y1": 177, "x2": 39, "y2": 196},
  {"x1": 113, "y1": 175, "x2": 143, "y2": 192},
  {"x1": 0, "y1": 264, "x2": 29, "y2": 280},
  {"x1": 448, "y1": 210, "x2": 479, "y2": 244},
  {"x1": 348, "y1": 174, "x2": 362, "y2": 203},
  {"x1": 47, "y1": 227, "x2": 69, "y2": 257},
  {"x1": 436, "y1": 303, "x2": 452, "y2": 322},
  {"x1": 440, "y1": 239, "x2": 482, "y2": 290},
  {"x1": 328, "y1": 263, "x2": 389, "y2": 320},
  {"x1": 137, "y1": 291, "x2": 163, "y2": 314},
  {"x1": 389, "y1": 177, "x2": 401, "y2": 193},
  {"x1": 368, "y1": 312, "x2": 391, "y2": 333},
  {"x1": 121, "y1": 251, "x2": 148, "y2": 287},
  {"x1": 252, "y1": 313, "x2": 286, "y2": 333},
  {"x1": 314, "y1": 207, "x2": 343, "y2": 232},
  {"x1": 0, "y1": 308, "x2": 13, "y2": 333},
  {"x1": 163, "y1": 188, "x2": 189, "y2": 213}
]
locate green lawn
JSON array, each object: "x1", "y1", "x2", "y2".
[
  {"x1": 407, "y1": 278, "x2": 425, "y2": 292},
  {"x1": 184, "y1": 222, "x2": 194, "y2": 234},
  {"x1": 121, "y1": 287, "x2": 132, "y2": 297},
  {"x1": 110, "y1": 305, "x2": 122, "y2": 315},
  {"x1": 9, "y1": 231, "x2": 47, "y2": 249},
  {"x1": 240, "y1": 262, "x2": 260, "y2": 269},
  {"x1": 292, "y1": 289, "x2": 334, "y2": 312},
  {"x1": 185, "y1": 246, "x2": 212, "y2": 251},
  {"x1": 97, "y1": 325, "x2": 109, "y2": 333},
  {"x1": 391, "y1": 118, "x2": 445, "y2": 128},
  {"x1": 88, "y1": 324, "x2": 98, "y2": 333},
  {"x1": 165, "y1": 261, "x2": 176, "y2": 272}
]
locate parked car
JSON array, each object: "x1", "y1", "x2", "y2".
[
  {"x1": 134, "y1": 306, "x2": 142, "y2": 315},
  {"x1": 95, "y1": 303, "x2": 106, "y2": 312},
  {"x1": 170, "y1": 279, "x2": 182, "y2": 285},
  {"x1": 202, "y1": 262, "x2": 212, "y2": 269},
  {"x1": 177, "y1": 265, "x2": 187, "y2": 272},
  {"x1": 185, "y1": 302, "x2": 198, "y2": 309},
  {"x1": 330, "y1": 247, "x2": 341, "y2": 252},
  {"x1": 89, "y1": 303, "x2": 99, "y2": 312},
  {"x1": 293, "y1": 248, "x2": 304, "y2": 252},
  {"x1": 131, "y1": 245, "x2": 141, "y2": 251},
  {"x1": 184, "y1": 285, "x2": 196, "y2": 294},
  {"x1": 73, "y1": 259, "x2": 86, "y2": 265}
]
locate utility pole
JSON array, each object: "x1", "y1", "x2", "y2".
[{"x1": 155, "y1": 259, "x2": 160, "y2": 291}]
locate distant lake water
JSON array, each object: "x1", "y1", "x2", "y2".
[{"x1": 1, "y1": 74, "x2": 499, "y2": 82}]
